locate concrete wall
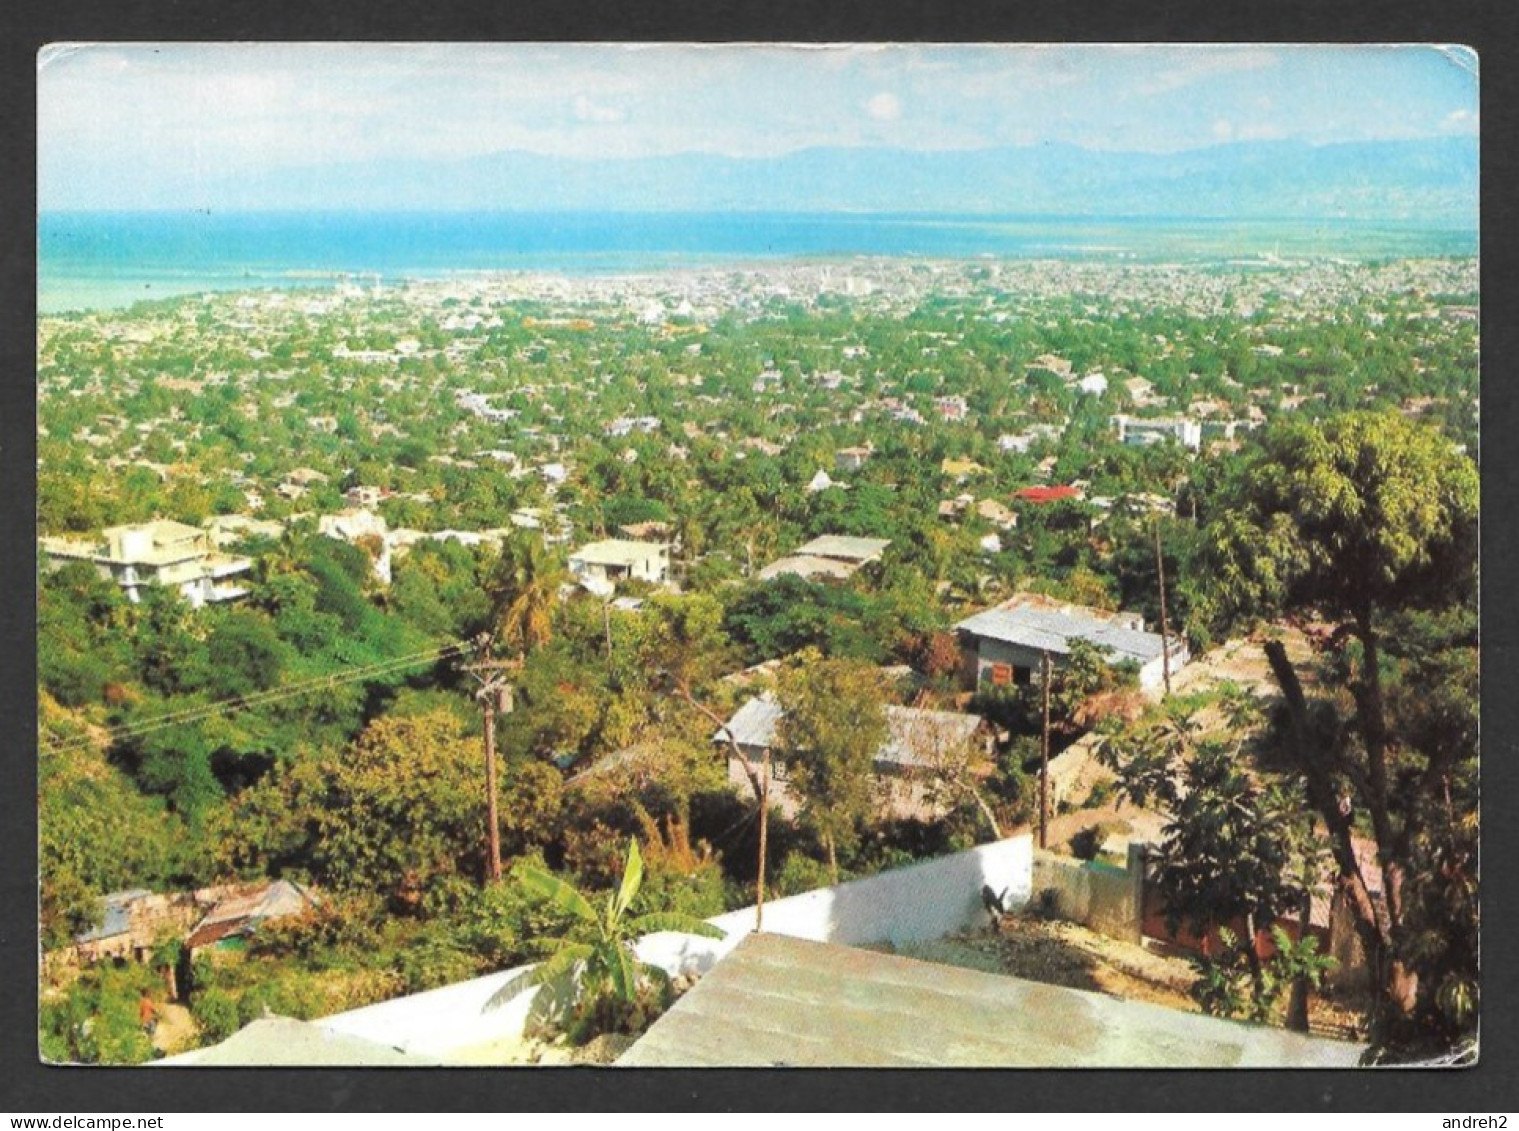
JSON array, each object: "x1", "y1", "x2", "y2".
[
  {"x1": 1032, "y1": 844, "x2": 1145, "y2": 944},
  {"x1": 969, "y1": 635, "x2": 1045, "y2": 687},
  {"x1": 1137, "y1": 642, "x2": 1190, "y2": 691},
  {"x1": 188, "y1": 837, "x2": 1035, "y2": 1062},
  {"x1": 638, "y1": 834, "x2": 1034, "y2": 978},
  {"x1": 318, "y1": 963, "x2": 545, "y2": 1059}
]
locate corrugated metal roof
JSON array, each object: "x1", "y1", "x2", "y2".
[
  {"x1": 714, "y1": 694, "x2": 784, "y2": 748},
  {"x1": 617, "y1": 932, "x2": 1364, "y2": 1068},
  {"x1": 75, "y1": 889, "x2": 154, "y2": 944},
  {"x1": 755, "y1": 554, "x2": 860, "y2": 582},
  {"x1": 955, "y1": 604, "x2": 1165, "y2": 665},
  {"x1": 185, "y1": 880, "x2": 319, "y2": 950},
  {"x1": 569, "y1": 539, "x2": 667, "y2": 567},
  {"x1": 716, "y1": 698, "x2": 982, "y2": 770},
  {"x1": 877, "y1": 706, "x2": 985, "y2": 769}
]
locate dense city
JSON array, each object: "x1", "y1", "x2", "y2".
[{"x1": 37, "y1": 253, "x2": 1478, "y2": 1066}]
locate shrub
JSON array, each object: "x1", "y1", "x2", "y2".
[
  {"x1": 770, "y1": 851, "x2": 835, "y2": 898},
  {"x1": 1068, "y1": 821, "x2": 1125, "y2": 861},
  {"x1": 190, "y1": 987, "x2": 241, "y2": 1044}
]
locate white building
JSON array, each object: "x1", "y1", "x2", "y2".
[
  {"x1": 1111, "y1": 414, "x2": 1202, "y2": 452},
  {"x1": 756, "y1": 535, "x2": 890, "y2": 583},
  {"x1": 806, "y1": 469, "x2": 844, "y2": 494},
  {"x1": 954, "y1": 592, "x2": 1187, "y2": 692},
  {"x1": 568, "y1": 539, "x2": 671, "y2": 585},
  {"x1": 40, "y1": 520, "x2": 252, "y2": 607},
  {"x1": 319, "y1": 508, "x2": 392, "y2": 584}
]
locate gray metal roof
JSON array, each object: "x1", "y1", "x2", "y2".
[
  {"x1": 714, "y1": 693, "x2": 785, "y2": 748},
  {"x1": 755, "y1": 554, "x2": 861, "y2": 582},
  {"x1": 955, "y1": 604, "x2": 1165, "y2": 665},
  {"x1": 617, "y1": 932, "x2": 1364, "y2": 1068},
  {"x1": 716, "y1": 698, "x2": 982, "y2": 769},
  {"x1": 877, "y1": 706, "x2": 985, "y2": 769},
  {"x1": 75, "y1": 889, "x2": 153, "y2": 944}
]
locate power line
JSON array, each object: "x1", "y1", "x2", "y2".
[
  {"x1": 42, "y1": 637, "x2": 480, "y2": 754},
  {"x1": 43, "y1": 640, "x2": 472, "y2": 752}
]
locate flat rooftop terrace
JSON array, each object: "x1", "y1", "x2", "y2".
[{"x1": 617, "y1": 932, "x2": 1364, "y2": 1068}]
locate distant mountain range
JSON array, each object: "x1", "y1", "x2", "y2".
[{"x1": 198, "y1": 137, "x2": 1476, "y2": 223}]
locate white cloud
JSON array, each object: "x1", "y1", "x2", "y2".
[
  {"x1": 864, "y1": 91, "x2": 902, "y2": 121},
  {"x1": 1212, "y1": 119, "x2": 1235, "y2": 142},
  {"x1": 572, "y1": 94, "x2": 627, "y2": 125},
  {"x1": 1235, "y1": 122, "x2": 1288, "y2": 142},
  {"x1": 1137, "y1": 48, "x2": 1280, "y2": 97},
  {"x1": 1441, "y1": 107, "x2": 1479, "y2": 133}
]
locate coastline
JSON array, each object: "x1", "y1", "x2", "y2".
[{"x1": 37, "y1": 211, "x2": 1479, "y2": 316}]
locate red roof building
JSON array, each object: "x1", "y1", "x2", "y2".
[{"x1": 1013, "y1": 484, "x2": 1085, "y2": 504}]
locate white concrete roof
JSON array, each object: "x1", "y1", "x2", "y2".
[
  {"x1": 793, "y1": 535, "x2": 890, "y2": 562},
  {"x1": 570, "y1": 539, "x2": 668, "y2": 566},
  {"x1": 618, "y1": 933, "x2": 1365, "y2": 1068}
]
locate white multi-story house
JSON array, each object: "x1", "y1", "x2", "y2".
[
  {"x1": 1110, "y1": 414, "x2": 1202, "y2": 452},
  {"x1": 40, "y1": 520, "x2": 252, "y2": 607}
]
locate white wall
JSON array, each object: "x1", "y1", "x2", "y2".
[
  {"x1": 637, "y1": 834, "x2": 1033, "y2": 977},
  {"x1": 189, "y1": 836, "x2": 1034, "y2": 1062},
  {"x1": 317, "y1": 963, "x2": 543, "y2": 1058}
]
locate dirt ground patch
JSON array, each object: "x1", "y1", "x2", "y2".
[
  {"x1": 151, "y1": 1003, "x2": 198, "y2": 1056},
  {"x1": 887, "y1": 916, "x2": 1195, "y2": 1012},
  {"x1": 883, "y1": 913, "x2": 1366, "y2": 1042},
  {"x1": 1171, "y1": 627, "x2": 1319, "y2": 698}
]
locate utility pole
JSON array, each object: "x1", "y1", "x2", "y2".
[
  {"x1": 756, "y1": 748, "x2": 770, "y2": 932},
  {"x1": 1040, "y1": 650, "x2": 1052, "y2": 850},
  {"x1": 463, "y1": 639, "x2": 523, "y2": 886},
  {"x1": 1153, "y1": 519, "x2": 1173, "y2": 697}
]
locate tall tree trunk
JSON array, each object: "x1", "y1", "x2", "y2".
[
  {"x1": 1263, "y1": 639, "x2": 1412, "y2": 1037},
  {"x1": 1285, "y1": 887, "x2": 1312, "y2": 1033},
  {"x1": 1154, "y1": 520, "x2": 1172, "y2": 696},
  {"x1": 1243, "y1": 911, "x2": 1267, "y2": 1020},
  {"x1": 756, "y1": 749, "x2": 770, "y2": 932},
  {"x1": 1353, "y1": 609, "x2": 1404, "y2": 931},
  {"x1": 826, "y1": 833, "x2": 839, "y2": 886}
]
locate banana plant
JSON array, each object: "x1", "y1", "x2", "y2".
[{"x1": 484, "y1": 838, "x2": 724, "y2": 1037}]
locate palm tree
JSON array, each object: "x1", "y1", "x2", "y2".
[
  {"x1": 488, "y1": 533, "x2": 569, "y2": 656},
  {"x1": 484, "y1": 839, "x2": 724, "y2": 1039}
]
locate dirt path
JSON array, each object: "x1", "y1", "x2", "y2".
[
  {"x1": 885, "y1": 913, "x2": 1365, "y2": 1042},
  {"x1": 151, "y1": 1003, "x2": 198, "y2": 1056}
]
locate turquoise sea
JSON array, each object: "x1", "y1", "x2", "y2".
[{"x1": 37, "y1": 211, "x2": 1479, "y2": 314}]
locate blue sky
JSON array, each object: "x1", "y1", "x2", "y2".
[{"x1": 38, "y1": 43, "x2": 1478, "y2": 210}]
